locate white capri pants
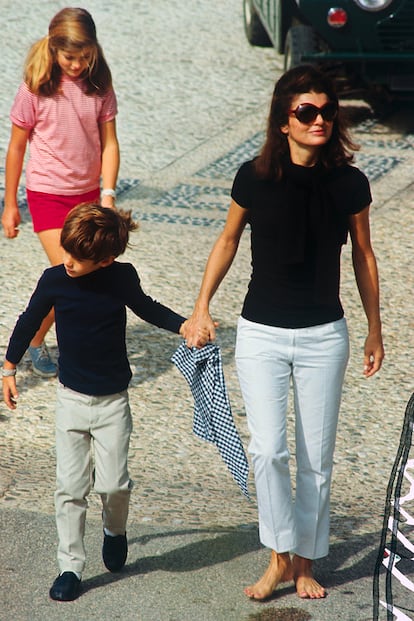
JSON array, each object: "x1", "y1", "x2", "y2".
[
  {"x1": 55, "y1": 384, "x2": 133, "y2": 574},
  {"x1": 235, "y1": 316, "x2": 349, "y2": 559}
]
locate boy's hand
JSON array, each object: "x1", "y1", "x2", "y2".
[{"x1": 3, "y1": 377, "x2": 18, "y2": 410}]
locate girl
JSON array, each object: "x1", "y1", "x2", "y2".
[
  {"x1": 184, "y1": 65, "x2": 384, "y2": 601},
  {"x1": 1, "y1": 7, "x2": 120, "y2": 377}
]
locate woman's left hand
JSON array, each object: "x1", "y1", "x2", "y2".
[{"x1": 363, "y1": 332, "x2": 384, "y2": 377}]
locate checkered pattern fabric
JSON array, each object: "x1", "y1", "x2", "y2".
[
  {"x1": 171, "y1": 342, "x2": 249, "y2": 499},
  {"x1": 373, "y1": 392, "x2": 414, "y2": 620}
]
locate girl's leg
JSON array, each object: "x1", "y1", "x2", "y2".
[
  {"x1": 29, "y1": 187, "x2": 98, "y2": 360},
  {"x1": 30, "y1": 228, "x2": 60, "y2": 345},
  {"x1": 235, "y1": 317, "x2": 295, "y2": 599},
  {"x1": 37, "y1": 228, "x2": 63, "y2": 265},
  {"x1": 292, "y1": 318, "x2": 349, "y2": 597},
  {"x1": 29, "y1": 312, "x2": 55, "y2": 348},
  {"x1": 28, "y1": 229, "x2": 62, "y2": 374}
]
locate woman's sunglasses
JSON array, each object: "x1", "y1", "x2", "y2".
[{"x1": 289, "y1": 102, "x2": 338, "y2": 124}]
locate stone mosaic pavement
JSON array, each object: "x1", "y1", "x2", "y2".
[{"x1": 0, "y1": 1, "x2": 414, "y2": 620}]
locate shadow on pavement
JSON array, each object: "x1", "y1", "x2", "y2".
[{"x1": 81, "y1": 525, "x2": 379, "y2": 598}]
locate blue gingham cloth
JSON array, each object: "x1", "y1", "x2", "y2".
[{"x1": 171, "y1": 342, "x2": 249, "y2": 499}]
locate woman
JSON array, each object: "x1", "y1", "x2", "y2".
[{"x1": 184, "y1": 65, "x2": 384, "y2": 600}]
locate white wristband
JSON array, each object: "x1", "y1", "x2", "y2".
[
  {"x1": 102, "y1": 188, "x2": 116, "y2": 198},
  {"x1": 2, "y1": 368, "x2": 16, "y2": 377}
]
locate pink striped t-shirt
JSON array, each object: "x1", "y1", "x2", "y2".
[{"x1": 10, "y1": 75, "x2": 118, "y2": 195}]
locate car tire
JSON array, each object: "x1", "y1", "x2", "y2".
[
  {"x1": 366, "y1": 91, "x2": 393, "y2": 118},
  {"x1": 284, "y1": 24, "x2": 318, "y2": 70},
  {"x1": 243, "y1": 0, "x2": 272, "y2": 47}
]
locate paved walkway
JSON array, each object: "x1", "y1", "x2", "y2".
[{"x1": 0, "y1": 2, "x2": 414, "y2": 620}]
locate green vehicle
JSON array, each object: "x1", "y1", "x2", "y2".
[{"x1": 243, "y1": 0, "x2": 414, "y2": 109}]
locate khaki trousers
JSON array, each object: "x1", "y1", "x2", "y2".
[{"x1": 55, "y1": 384, "x2": 133, "y2": 574}]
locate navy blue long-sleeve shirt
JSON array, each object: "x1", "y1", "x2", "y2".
[{"x1": 6, "y1": 262, "x2": 186, "y2": 395}]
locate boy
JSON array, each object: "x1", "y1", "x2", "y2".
[{"x1": 2, "y1": 203, "x2": 194, "y2": 601}]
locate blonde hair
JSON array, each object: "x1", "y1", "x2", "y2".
[{"x1": 24, "y1": 7, "x2": 112, "y2": 96}]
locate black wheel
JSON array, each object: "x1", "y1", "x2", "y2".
[
  {"x1": 284, "y1": 25, "x2": 318, "y2": 70},
  {"x1": 243, "y1": 0, "x2": 272, "y2": 47},
  {"x1": 366, "y1": 92, "x2": 393, "y2": 119}
]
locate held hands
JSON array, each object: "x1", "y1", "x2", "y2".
[
  {"x1": 363, "y1": 331, "x2": 384, "y2": 377},
  {"x1": 180, "y1": 310, "x2": 219, "y2": 349},
  {"x1": 2, "y1": 376, "x2": 18, "y2": 410}
]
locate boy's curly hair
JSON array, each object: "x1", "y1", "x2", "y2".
[{"x1": 61, "y1": 203, "x2": 139, "y2": 263}]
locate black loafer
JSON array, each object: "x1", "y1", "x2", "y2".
[
  {"x1": 49, "y1": 571, "x2": 81, "y2": 601},
  {"x1": 102, "y1": 532, "x2": 128, "y2": 572}
]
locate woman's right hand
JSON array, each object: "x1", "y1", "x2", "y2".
[
  {"x1": 179, "y1": 200, "x2": 247, "y2": 349},
  {"x1": 2, "y1": 204, "x2": 21, "y2": 238},
  {"x1": 180, "y1": 309, "x2": 219, "y2": 348}
]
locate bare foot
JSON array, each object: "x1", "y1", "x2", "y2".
[
  {"x1": 244, "y1": 550, "x2": 293, "y2": 600},
  {"x1": 292, "y1": 555, "x2": 326, "y2": 599}
]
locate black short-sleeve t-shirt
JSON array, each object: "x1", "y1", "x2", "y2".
[{"x1": 231, "y1": 159, "x2": 372, "y2": 328}]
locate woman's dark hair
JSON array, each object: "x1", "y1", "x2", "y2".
[{"x1": 255, "y1": 65, "x2": 358, "y2": 180}]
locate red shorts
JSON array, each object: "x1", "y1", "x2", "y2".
[{"x1": 27, "y1": 188, "x2": 100, "y2": 233}]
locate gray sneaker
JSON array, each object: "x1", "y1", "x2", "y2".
[{"x1": 28, "y1": 344, "x2": 57, "y2": 378}]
